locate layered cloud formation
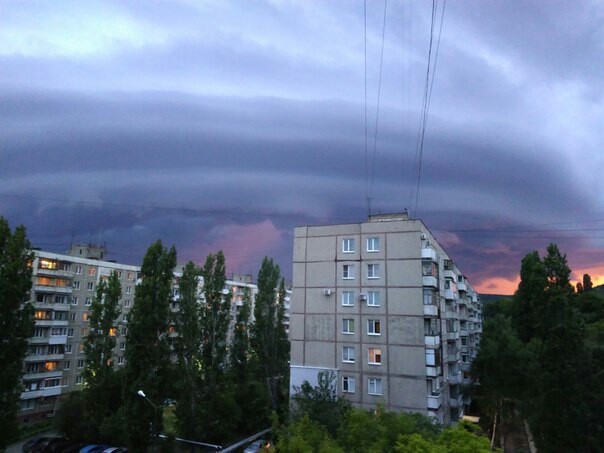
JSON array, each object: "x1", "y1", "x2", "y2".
[{"x1": 2, "y1": 1, "x2": 603, "y2": 294}]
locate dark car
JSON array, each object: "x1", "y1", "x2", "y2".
[{"x1": 22, "y1": 436, "x2": 51, "y2": 453}]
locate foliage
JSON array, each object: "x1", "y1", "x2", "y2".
[
  {"x1": 123, "y1": 240, "x2": 176, "y2": 451},
  {"x1": 251, "y1": 258, "x2": 290, "y2": 413},
  {"x1": 0, "y1": 217, "x2": 34, "y2": 448}
]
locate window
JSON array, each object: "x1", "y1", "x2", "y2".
[
  {"x1": 461, "y1": 337, "x2": 468, "y2": 346},
  {"x1": 51, "y1": 327, "x2": 67, "y2": 336},
  {"x1": 368, "y1": 348, "x2": 382, "y2": 364},
  {"x1": 119, "y1": 342, "x2": 125, "y2": 351},
  {"x1": 367, "y1": 264, "x2": 380, "y2": 279},
  {"x1": 87, "y1": 282, "x2": 94, "y2": 291},
  {"x1": 367, "y1": 237, "x2": 380, "y2": 252},
  {"x1": 75, "y1": 265, "x2": 82, "y2": 275},
  {"x1": 88, "y1": 267, "x2": 96, "y2": 277},
  {"x1": 117, "y1": 271, "x2": 123, "y2": 279},
  {"x1": 342, "y1": 238, "x2": 355, "y2": 253},
  {"x1": 422, "y1": 260, "x2": 438, "y2": 277},
  {"x1": 125, "y1": 286, "x2": 132, "y2": 295},
  {"x1": 368, "y1": 378, "x2": 383, "y2": 395},
  {"x1": 124, "y1": 299, "x2": 130, "y2": 308},
  {"x1": 71, "y1": 296, "x2": 78, "y2": 306},
  {"x1": 61, "y1": 377, "x2": 69, "y2": 386},
  {"x1": 44, "y1": 361, "x2": 58, "y2": 371},
  {"x1": 67, "y1": 328, "x2": 74, "y2": 337},
  {"x1": 45, "y1": 378, "x2": 60, "y2": 387},
  {"x1": 75, "y1": 375, "x2": 83, "y2": 385},
  {"x1": 122, "y1": 314, "x2": 128, "y2": 322},
  {"x1": 72, "y1": 281, "x2": 80, "y2": 290},
  {"x1": 77, "y1": 359, "x2": 84, "y2": 368},
  {"x1": 342, "y1": 318, "x2": 355, "y2": 334},
  {"x1": 117, "y1": 356, "x2": 125, "y2": 365},
  {"x1": 82, "y1": 312, "x2": 90, "y2": 322},
  {"x1": 127, "y1": 272, "x2": 134, "y2": 281},
  {"x1": 462, "y1": 354, "x2": 469, "y2": 363},
  {"x1": 33, "y1": 328, "x2": 45, "y2": 338},
  {"x1": 69, "y1": 312, "x2": 76, "y2": 321},
  {"x1": 55, "y1": 295, "x2": 67, "y2": 304},
  {"x1": 342, "y1": 346, "x2": 355, "y2": 363},
  {"x1": 64, "y1": 360, "x2": 70, "y2": 370},
  {"x1": 85, "y1": 297, "x2": 92, "y2": 306},
  {"x1": 342, "y1": 265, "x2": 354, "y2": 280},
  {"x1": 367, "y1": 291, "x2": 380, "y2": 307},
  {"x1": 109, "y1": 327, "x2": 117, "y2": 337},
  {"x1": 423, "y1": 289, "x2": 436, "y2": 305},
  {"x1": 367, "y1": 319, "x2": 381, "y2": 335},
  {"x1": 426, "y1": 348, "x2": 441, "y2": 366},
  {"x1": 65, "y1": 344, "x2": 72, "y2": 354},
  {"x1": 342, "y1": 376, "x2": 356, "y2": 393},
  {"x1": 342, "y1": 291, "x2": 354, "y2": 306},
  {"x1": 21, "y1": 400, "x2": 34, "y2": 411}
]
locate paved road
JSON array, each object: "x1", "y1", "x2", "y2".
[{"x1": 5, "y1": 430, "x2": 58, "y2": 453}]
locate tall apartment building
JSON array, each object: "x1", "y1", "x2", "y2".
[
  {"x1": 19, "y1": 246, "x2": 286, "y2": 425},
  {"x1": 289, "y1": 213, "x2": 482, "y2": 425}
]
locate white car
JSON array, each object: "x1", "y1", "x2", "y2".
[{"x1": 243, "y1": 439, "x2": 269, "y2": 453}]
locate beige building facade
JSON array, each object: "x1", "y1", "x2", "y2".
[{"x1": 289, "y1": 213, "x2": 482, "y2": 424}]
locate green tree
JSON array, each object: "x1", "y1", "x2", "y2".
[
  {"x1": 84, "y1": 271, "x2": 122, "y2": 383},
  {"x1": 172, "y1": 261, "x2": 203, "y2": 440},
  {"x1": 251, "y1": 258, "x2": 290, "y2": 412},
  {"x1": 0, "y1": 218, "x2": 34, "y2": 447},
  {"x1": 123, "y1": 240, "x2": 176, "y2": 451},
  {"x1": 512, "y1": 251, "x2": 547, "y2": 343}
]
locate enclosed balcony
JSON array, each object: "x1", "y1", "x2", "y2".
[
  {"x1": 422, "y1": 276, "x2": 438, "y2": 288},
  {"x1": 427, "y1": 392, "x2": 442, "y2": 410},
  {"x1": 425, "y1": 335, "x2": 441, "y2": 347},
  {"x1": 421, "y1": 247, "x2": 437, "y2": 261},
  {"x1": 426, "y1": 365, "x2": 442, "y2": 377},
  {"x1": 423, "y1": 304, "x2": 438, "y2": 316}
]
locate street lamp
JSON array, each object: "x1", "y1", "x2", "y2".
[{"x1": 137, "y1": 389, "x2": 159, "y2": 437}]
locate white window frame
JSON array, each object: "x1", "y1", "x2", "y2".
[
  {"x1": 367, "y1": 263, "x2": 380, "y2": 279},
  {"x1": 117, "y1": 356, "x2": 125, "y2": 365},
  {"x1": 71, "y1": 296, "x2": 78, "y2": 306},
  {"x1": 342, "y1": 346, "x2": 355, "y2": 363},
  {"x1": 341, "y1": 291, "x2": 354, "y2": 307},
  {"x1": 124, "y1": 299, "x2": 131, "y2": 308},
  {"x1": 72, "y1": 281, "x2": 80, "y2": 290},
  {"x1": 75, "y1": 375, "x2": 83, "y2": 385},
  {"x1": 87, "y1": 281, "x2": 94, "y2": 291},
  {"x1": 368, "y1": 348, "x2": 382, "y2": 365},
  {"x1": 88, "y1": 267, "x2": 96, "y2": 277},
  {"x1": 342, "y1": 318, "x2": 355, "y2": 334},
  {"x1": 367, "y1": 237, "x2": 380, "y2": 252},
  {"x1": 367, "y1": 319, "x2": 381, "y2": 336},
  {"x1": 85, "y1": 297, "x2": 92, "y2": 306},
  {"x1": 368, "y1": 377, "x2": 383, "y2": 395},
  {"x1": 65, "y1": 344, "x2": 72, "y2": 354},
  {"x1": 342, "y1": 376, "x2": 356, "y2": 393},
  {"x1": 342, "y1": 238, "x2": 355, "y2": 253},
  {"x1": 75, "y1": 265, "x2": 82, "y2": 275},
  {"x1": 342, "y1": 264, "x2": 354, "y2": 280},
  {"x1": 125, "y1": 286, "x2": 132, "y2": 295},
  {"x1": 77, "y1": 359, "x2": 84, "y2": 369},
  {"x1": 367, "y1": 291, "x2": 380, "y2": 307},
  {"x1": 64, "y1": 360, "x2": 70, "y2": 370}
]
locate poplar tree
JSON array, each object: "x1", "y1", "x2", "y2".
[
  {"x1": 123, "y1": 240, "x2": 176, "y2": 451},
  {"x1": 251, "y1": 257, "x2": 290, "y2": 412},
  {"x1": 0, "y1": 218, "x2": 33, "y2": 448},
  {"x1": 172, "y1": 261, "x2": 203, "y2": 439}
]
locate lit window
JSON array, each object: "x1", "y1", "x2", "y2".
[
  {"x1": 368, "y1": 348, "x2": 382, "y2": 364},
  {"x1": 342, "y1": 376, "x2": 356, "y2": 393},
  {"x1": 368, "y1": 378, "x2": 383, "y2": 395},
  {"x1": 44, "y1": 361, "x2": 58, "y2": 371},
  {"x1": 367, "y1": 237, "x2": 380, "y2": 252},
  {"x1": 367, "y1": 320, "x2": 381, "y2": 335},
  {"x1": 127, "y1": 272, "x2": 134, "y2": 281},
  {"x1": 342, "y1": 238, "x2": 355, "y2": 253},
  {"x1": 367, "y1": 291, "x2": 380, "y2": 307},
  {"x1": 342, "y1": 346, "x2": 355, "y2": 363},
  {"x1": 342, "y1": 265, "x2": 354, "y2": 280},
  {"x1": 82, "y1": 312, "x2": 90, "y2": 322},
  {"x1": 342, "y1": 291, "x2": 354, "y2": 306},
  {"x1": 367, "y1": 264, "x2": 380, "y2": 279},
  {"x1": 88, "y1": 267, "x2": 96, "y2": 277},
  {"x1": 342, "y1": 318, "x2": 355, "y2": 334},
  {"x1": 39, "y1": 259, "x2": 58, "y2": 270}
]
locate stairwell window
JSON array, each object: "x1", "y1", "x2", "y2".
[
  {"x1": 368, "y1": 377, "x2": 383, "y2": 395},
  {"x1": 368, "y1": 348, "x2": 382, "y2": 365},
  {"x1": 342, "y1": 265, "x2": 354, "y2": 280},
  {"x1": 342, "y1": 238, "x2": 355, "y2": 253},
  {"x1": 367, "y1": 237, "x2": 380, "y2": 252},
  {"x1": 367, "y1": 264, "x2": 380, "y2": 279}
]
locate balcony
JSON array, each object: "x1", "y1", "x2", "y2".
[
  {"x1": 443, "y1": 288, "x2": 455, "y2": 301},
  {"x1": 448, "y1": 372, "x2": 461, "y2": 385},
  {"x1": 446, "y1": 331, "x2": 459, "y2": 341},
  {"x1": 20, "y1": 386, "x2": 62, "y2": 400},
  {"x1": 460, "y1": 329, "x2": 469, "y2": 337},
  {"x1": 445, "y1": 310, "x2": 458, "y2": 319},
  {"x1": 423, "y1": 304, "x2": 438, "y2": 317},
  {"x1": 36, "y1": 268, "x2": 73, "y2": 278},
  {"x1": 25, "y1": 354, "x2": 64, "y2": 362},
  {"x1": 457, "y1": 281, "x2": 467, "y2": 292},
  {"x1": 33, "y1": 285, "x2": 72, "y2": 295},
  {"x1": 461, "y1": 362, "x2": 471, "y2": 372},
  {"x1": 48, "y1": 335, "x2": 68, "y2": 345},
  {"x1": 423, "y1": 276, "x2": 438, "y2": 288},
  {"x1": 425, "y1": 335, "x2": 441, "y2": 347},
  {"x1": 421, "y1": 248, "x2": 437, "y2": 261},
  {"x1": 450, "y1": 393, "x2": 463, "y2": 408},
  {"x1": 35, "y1": 319, "x2": 69, "y2": 327},
  {"x1": 427, "y1": 393, "x2": 442, "y2": 410},
  {"x1": 23, "y1": 370, "x2": 63, "y2": 381},
  {"x1": 443, "y1": 270, "x2": 456, "y2": 280},
  {"x1": 447, "y1": 349, "x2": 460, "y2": 363},
  {"x1": 426, "y1": 366, "x2": 441, "y2": 377}
]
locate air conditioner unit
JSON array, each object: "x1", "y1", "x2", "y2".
[
  {"x1": 323, "y1": 289, "x2": 332, "y2": 296},
  {"x1": 359, "y1": 293, "x2": 367, "y2": 301},
  {"x1": 421, "y1": 233, "x2": 427, "y2": 240}
]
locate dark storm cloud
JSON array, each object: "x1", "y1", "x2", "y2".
[{"x1": 1, "y1": 0, "x2": 603, "y2": 291}]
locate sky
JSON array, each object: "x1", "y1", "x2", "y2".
[{"x1": 2, "y1": 0, "x2": 603, "y2": 295}]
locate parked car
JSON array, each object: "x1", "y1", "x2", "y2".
[
  {"x1": 22, "y1": 436, "x2": 52, "y2": 453},
  {"x1": 243, "y1": 439, "x2": 270, "y2": 453},
  {"x1": 79, "y1": 446, "x2": 109, "y2": 453}
]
